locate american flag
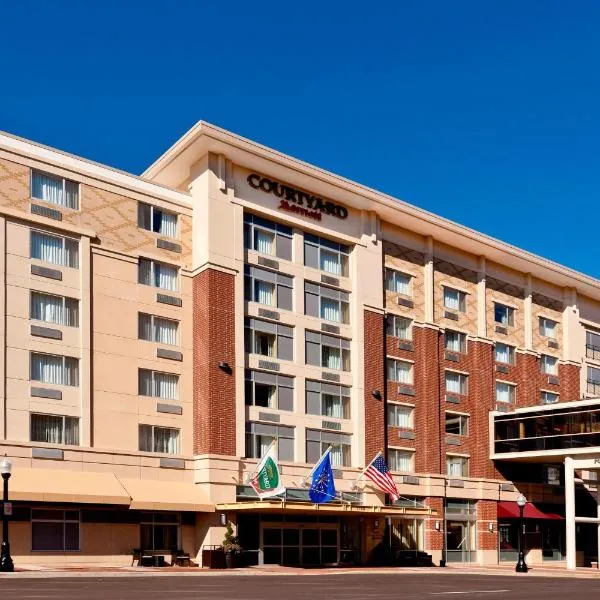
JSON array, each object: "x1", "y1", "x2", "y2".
[{"x1": 365, "y1": 453, "x2": 400, "y2": 502}]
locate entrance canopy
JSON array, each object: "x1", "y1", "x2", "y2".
[{"x1": 497, "y1": 501, "x2": 563, "y2": 520}]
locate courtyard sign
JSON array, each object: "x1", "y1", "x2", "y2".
[{"x1": 247, "y1": 173, "x2": 349, "y2": 221}]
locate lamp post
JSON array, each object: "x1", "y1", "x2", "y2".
[
  {"x1": 515, "y1": 493, "x2": 528, "y2": 573},
  {"x1": 0, "y1": 458, "x2": 13, "y2": 572}
]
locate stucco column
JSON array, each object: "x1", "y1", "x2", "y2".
[
  {"x1": 424, "y1": 236, "x2": 434, "y2": 323},
  {"x1": 524, "y1": 273, "x2": 532, "y2": 351},
  {"x1": 565, "y1": 456, "x2": 576, "y2": 570},
  {"x1": 477, "y1": 256, "x2": 486, "y2": 338}
]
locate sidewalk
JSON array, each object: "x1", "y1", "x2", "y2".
[{"x1": 3, "y1": 562, "x2": 600, "y2": 579}]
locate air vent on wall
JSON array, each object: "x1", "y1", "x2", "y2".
[
  {"x1": 397, "y1": 297, "x2": 414, "y2": 309},
  {"x1": 321, "y1": 323, "x2": 340, "y2": 334},
  {"x1": 548, "y1": 340, "x2": 559, "y2": 349},
  {"x1": 398, "y1": 341, "x2": 414, "y2": 352},
  {"x1": 496, "y1": 364, "x2": 509, "y2": 374},
  {"x1": 257, "y1": 257, "x2": 279, "y2": 270},
  {"x1": 321, "y1": 275, "x2": 339, "y2": 287},
  {"x1": 398, "y1": 385, "x2": 416, "y2": 396},
  {"x1": 258, "y1": 360, "x2": 280, "y2": 372},
  {"x1": 445, "y1": 351, "x2": 460, "y2": 362},
  {"x1": 258, "y1": 309, "x2": 280, "y2": 321},
  {"x1": 322, "y1": 372, "x2": 340, "y2": 382},
  {"x1": 444, "y1": 311, "x2": 459, "y2": 321},
  {"x1": 495, "y1": 325, "x2": 508, "y2": 335}
]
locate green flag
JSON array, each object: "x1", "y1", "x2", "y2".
[{"x1": 249, "y1": 443, "x2": 285, "y2": 499}]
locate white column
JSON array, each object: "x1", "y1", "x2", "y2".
[
  {"x1": 565, "y1": 456, "x2": 577, "y2": 570},
  {"x1": 597, "y1": 477, "x2": 600, "y2": 570},
  {"x1": 477, "y1": 256, "x2": 486, "y2": 337},
  {"x1": 424, "y1": 236, "x2": 434, "y2": 324},
  {"x1": 524, "y1": 274, "x2": 533, "y2": 351}
]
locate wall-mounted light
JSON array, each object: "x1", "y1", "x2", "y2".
[
  {"x1": 488, "y1": 522, "x2": 494, "y2": 533},
  {"x1": 435, "y1": 521, "x2": 441, "y2": 531},
  {"x1": 371, "y1": 390, "x2": 382, "y2": 401},
  {"x1": 219, "y1": 512, "x2": 227, "y2": 526},
  {"x1": 218, "y1": 362, "x2": 232, "y2": 374},
  {"x1": 373, "y1": 519, "x2": 380, "y2": 529}
]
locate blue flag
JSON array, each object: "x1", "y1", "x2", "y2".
[{"x1": 309, "y1": 449, "x2": 336, "y2": 504}]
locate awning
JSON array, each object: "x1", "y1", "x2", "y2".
[
  {"x1": 10, "y1": 468, "x2": 130, "y2": 505},
  {"x1": 119, "y1": 478, "x2": 213, "y2": 512},
  {"x1": 498, "y1": 501, "x2": 564, "y2": 520},
  {"x1": 216, "y1": 500, "x2": 433, "y2": 517}
]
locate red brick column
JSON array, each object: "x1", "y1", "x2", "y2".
[
  {"x1": 516, "y1": 352, "x2": 539, "y2": 407},
  {"x1": 477, "y1": 500, "x2": 498, "y2": 554},
  {"x1": 193, "y1": 268, "x2": 237, "y2": 455},
  {"x1": 414, "y1": 326, "x2": 442, "y2": 474},
  {"x1": 425, "y1": 496, "x2": 444, "y2": 557},
  {"x1": 559, "y1": 362, "x2": 581, "y2": 401},
  {"x1": 364, "y1": 310, "x2": 386, "y2": 462}
]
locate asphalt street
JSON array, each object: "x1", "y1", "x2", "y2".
[{"x1": 0, "y1": 572, "x2": 599, "y2": 600}]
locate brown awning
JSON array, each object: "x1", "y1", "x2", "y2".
[
  {"x1": 10, "y1": 468, "x2": 130, "y2": 505},
  {"x1": 119, "y1": 478, "x2": 214, "y2": 512}
]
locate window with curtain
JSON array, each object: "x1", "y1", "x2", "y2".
[
  {"x1": 245, "y1": 370, "x2": 294, "y2": 411},
  {"x1": 445, "y1": 413, "x2": 469, "y2": 435},
  {"x1": 387, "y1": 359, "x2": 413, "y2": 384},
  {"x1": 495, "y1": 381, "x2": 515, "y2": 404},
  {"x1": 586, "y1": 330, "x2": 600, "y2": 360},
  {"x1": 306, "y1": 332, "x2": 351, "y2": 372},
  {"x1": 386, "y1": 315, "x2": 412, "y2": 340},
  {"x1": 245, "y1": 423, "x2": 294, "y2": 461},
  {"x1": 245, "y1": 318, "x2": 294, "y2": 361},
  {"x1": 304, "y1": 282, "x2": 349, "y2": 324},
  {"x1": 388, "y1": 449, "x2": 414, "y2": 472},
  {"x1": 31, "y1": 231, "x2": 79, "y2": 268},
  {"x1": 443, "y1": 287, "x2": 466, "y2": 312},
  {"x1": 30, "y1": 291, "x2": 79, "y2": 327},
  {"x1": 541, "y1": 391, "x2": 559, "y2": 405},
  {"x1": 494, "y1": 303, "x2": 515, "y2": 327},
  {"x1": 137, "y1": 203, "x2": 178, "y2": 238},
  {"x1": 31, "y1": 170, "x2": 79, "y2": 210},
  {"x1": 254, "y1": 280, "x2": 275, "y2": 306},
  {"x1": 495, "y1": 343, "x2": 515, "y2": 365},
  {"x1": 306, "y1": 429, "x2": 352, "y2": 467},
  {"x1": 446, "y1": 455, "x2": 468, "y2": 477},
  {"x1": 31, "y1": 353, "x2": 79, "y2": 386},
  {"x1": 445, "y1": 371, "x2": 467, "y2": 395},
  {"x1": 254, "y1": 228, "x2": 275, "y2": 255},
  {"x1": 138, "y1": 259, "x2": 178, "y2": 291},
  {"x1": 138, "y1": 369, "x2": 179, "y2": 400},
  {"x1": 539, "y1": 317, "x2": 557, "y2": 339},
  {"x1": 385, "y1": 269, "x2": 412, "y2": 295},
  {"x1": 244, "y1": 214, "x2": 293, "y2": 260},
  {"x1": 30, "y1": 414, "x2": 79, "y2": 445},
  {"x1": 541, "y1": 354, "x2": 558, "y2": 375},
  {"x1": 139, "y1": 425, "x2": 180, "y2": 454},
  {"x1": 304, "y1": 234, "x2": 350, "y2": 277},
  {"x1": 320, "y1": 297, "x2": 341, "y2": 322},
  {"x1": 31, "y1": 509, "x2": 80, "y2": 551},
  {"x1": 305, "y1": 381, "x2": 351, "y2": 420},
  {"x1": 444, "y1": 330, "x2": 466, "y2": 353},
  {"x1": 138, "y1": 313, "x2": 178, "y2": 346},
  {"x1": 387, "y1": 404, "x2": 413, "y2": 428}
]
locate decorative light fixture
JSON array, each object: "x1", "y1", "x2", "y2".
[
  {"x1": 371, "y1": 390, "x2": 382, "y2": 400},
  {"x1": 488, "y1": 522, "x2": 494, "y2": 532},
  {"x1": 0, "y1": 457, "x2": 13, "y2": 572},
  {"x1": 515, "y1": 494, "x2": 528, "y2": 573},
  {"x1": 435, "y1": 521, "x2": 441, "y2": 531},
  {"x1": 218, "y1": 362, "x2": 232, "y2": 374}
]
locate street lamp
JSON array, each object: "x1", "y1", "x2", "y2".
[
  {"x1": 515, "y1": 493, "x2": 528, "y2": 573},
  {"x1": 0, "y1": 458, "x2": 14, "y2": 572}
]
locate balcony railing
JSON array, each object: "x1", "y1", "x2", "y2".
[
  {"x1": 587, "y1": 344, "x2": 600, "y2": 361},
  {"x1": 587, "y1": 379, "x2": 600, "y2": 395}
]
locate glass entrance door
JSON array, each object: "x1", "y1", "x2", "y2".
[
  {"x1": 261, "y1": 523, "x2": 339, "y2": 566},
  {"x1": 446, "y1": 520, "x2": 476, "y2": 563}
]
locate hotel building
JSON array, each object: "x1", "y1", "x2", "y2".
[{"x1": 0, "y1": 121, "x2": 600, "y2": 568}]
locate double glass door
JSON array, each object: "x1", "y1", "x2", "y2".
[{"x1": 261, "y1": 523, "x2": 339, "y2": 566}]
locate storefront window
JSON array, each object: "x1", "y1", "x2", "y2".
[
  {"x1": 140, "y1": 512, "x2": 180, "y2": 551},
  {"x1": 445, "y1": 500, "x2": 477, "y2": 563}
]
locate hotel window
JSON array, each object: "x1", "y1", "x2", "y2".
[
  {"x1": 445, "y1": 330, "x2": 467, "y2": 354},
  {"x1": 445, "y1": 371, "x2": 467, "y2": 395},
  {"x1": 443, "y1": 287, "x2": 466, "y2": 312},
  {"x1": 31, "y1": 170, "x2": 79, "y2": 210},
  {"x1": 387, "y1": 359, "x2": 413, "y2": 384},
  {"x1": 304, "y1": 234, "x2": 349, "y2": 276},
  {"x1": 445, "y1": 413, "x2": 469, "y2": 436},
  {"x1": 32, "y1": 509, "x2": 80, "y2": 552},
  {"x1": 305, "y1": 331, "x2": 350, "y2": 371},
  {"x1": 495, "y1": 342, "x2": 515, "y2": 365},
  {"x1": 588, "y1": 366, "x2": 600, "y2": 395},
  {"x1": 141, "y1": 513, "x2": 180, "y2": 552},
  {"x1": 539, "y1": 317, "x2": 557, "y2": 339},
  {"x1": 385, "y1": 268, "x2": 411, "y2": 296},
  {"x1": 304, "y1": 282, "x2": 349, "y2": 324},
  {"x1": 541, "y1": 391, "x2": 559, "y2": 405},
  {"x1": 31, "y1": 231, "x2": 78, "y2": 268},
  {"x1": 245, "y1": 423, "x2": 294, "y2": 462},
  {"x1": 306, "y1": 429, "x2": 351, "y2": 467},
  {"x1": 30, "y1": 291, "x2": 79, "y2": 327},
  {"x1": 446, "y1": 455, "x2": 469, "y2": 477},
  {"x1": 138, "y1": 258, "x2": 178, "y2": 292},
  {"x1": 244, "y1": 318, "x2": 293, "y2": 361},
  {"x1": 388, "y1": 449, "x2": 414, "y2": 473},
  {"x1": 139, "y1": 425, "x2": 180, "y2": 454},
  {"x1": 31, "y1": 352, "x2": 79, "y2": 386},
  {"x1": 386, "y1": 315, "x2": 412, "y2": 340},
  {"x1": 245, "y1": 370, "x2": 294, "y2": 411},
  {"x1": 306, "y1": 380, "x2": 351, "y2": 420},
  {"x1": 586, "y1": 330, "x2": 600, "y2": 361},
  {"x1": 30, "y1": 413, "x2": 79, "y2": 446},
  {"x1": 544, "y1": 466, "x2": 561, "y2": 486},
  {"x1": 496, "y1": 381, "x2": 516, "y2": 404},
  {"x1": 139, "y1": 313, "x2": 178, "y2": 346},
  {"x1": 138, "y1": 369, "x2": 179, "y2": 400},
  {"x1": 387, "y1": 404, "x2": 414, "y2": 429},
  {"x1": 541, "y1": 354, "x2": 558, "y2": 375},
  {"x1": 245, "y1": 265, "x2": 293, "y2": 310},
  {"x1": 138, "y1": 202, "x2": 178, "y2": 238},
  {"x1": 244, "y1": 213, "x2": 293, "y2": 260},
  {"x1": 494, "y1": 303, "x2": 514, "y2": 327}
]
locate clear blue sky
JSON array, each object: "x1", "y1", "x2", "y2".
[{"x1": 3, "y1": 1, "x2": 600, "y2": 277}]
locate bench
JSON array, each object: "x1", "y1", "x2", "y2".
[
  {"x1": 131, "y1": 549, "x2": 167, "y2": 567},
  {"x1": 171, "y1": 549, "x2": 191, "y2": 567}
]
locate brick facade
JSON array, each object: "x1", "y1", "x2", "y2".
[
  {"x1": 193, "y1": 268, "x2": 237, "y2": 455},
  {"x1": 477, "y1": 500, "x2": 498, "y2": 551}
]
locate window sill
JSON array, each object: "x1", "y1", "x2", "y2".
[{"x1": 31, "y1": 196, "x2": 80, "y2": 213}]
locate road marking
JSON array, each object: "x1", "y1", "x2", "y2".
[{"x1": 430, "y1": 591, "x2": 510, "y2": 596}]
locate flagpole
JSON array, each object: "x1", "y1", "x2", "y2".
[
  {"x1": 245, "y1": 438, "x2": 277, "y2": 485},
  {"x1": 302, "y1": 445, "x2": 332, "y2": 487},
  {"x1": 353, "y1": 450, "x2": 382, "y2": 488}
]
